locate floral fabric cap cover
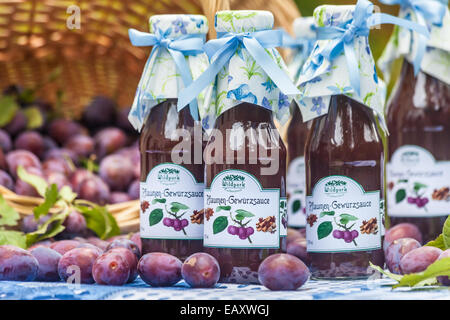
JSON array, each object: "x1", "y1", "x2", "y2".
[
  {"x1": 295, "y1": 5, "x2": 385, "y2": 127},
  {"x1": 129, "y1": 14, "x2": 214, "y2": 131},
  {"x1": 288, "y1": 17, "x2": 317, "y2": 83},
  {"x1": 201, "y1": 11, "x2": 294, "y2": 129},
  {"x1": 378, "y1": 4, "x2": 450, "y2": 85}
]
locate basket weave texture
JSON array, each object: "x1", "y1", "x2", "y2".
[{"x1": 0, "y1": 0, "x2": 300, "y2": 233}]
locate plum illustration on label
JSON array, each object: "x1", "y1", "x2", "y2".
[
  {"x1": 204, "y1": 170, "x2": 283, "y2": 249},
  {"x1": 388, "y1": 145, "x2": 450, "y2": 217},
  {"x1": 306, "y1": 176, "x2": 381, "y2": 253},
  {"x1": 287, "y1": 156, "x2": 306, "y2": 228},
  {"x1": 140, "y1": 163, "x2": 204, "y2": 240}
]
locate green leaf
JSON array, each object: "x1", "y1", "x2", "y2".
[
  {"x1": 443, "y1": 216, "x2": 450, "y2": 249},
  {"x1": 425, "y1": 234, "x2": 446, "y2": 250},
  {"x1": 151, "y1": 198, "x2": 166, "y2": 205},
  {"x1": 33, "y1": 184, "x2": 59, "y2": 219},
  {"x1": 413, "y1": 182, "x2": 427, "y2": 192},
  {"x1": 149, "y1": 209, "x2": 163, "y2": 226},
  {"x1": 317, "y1": 221, "x2": 333, "y2": 240},
  {"x1": 394, "y1": 258, "x2": 450, "y2": 288},
  {"x1": 170, "y1": 202, "x2": 189, "y2": 213},
  {"x1": 0, "y1": 95, "x2": 19, "y2": 127},
  {"x1": 76, "y1": 205, "x2": 120, "y2": 240},
  {"x1": 59, "y1": 186, "x2": 77, "y2": 203},
  {"x1": 320, "y1": 211, "x2": 335, "y2": 218},
  {"x1": 339, "y1": 213, "x2": 358, "y2": 225},
  {"x1": 425, "y1": 216, "x2": 450, "y2": 250},
  {"x1": 369, "y1": 262, "x2": 403, "y2": 282},
  {"x1": 0, "y1": 230, "x2": 27, "y2": 249},
  {"x1": 17, "y1": 166, "x2": 48, "y2": 197},
  {"x1": 0, "y1": 194, "x2": 20, "y2": 226},
  {"x1": 395, "y1": 189, "x2": 406, "y2": 203},
  {"x1": 216, "y1": 206, "x2": 231, "y2": 212},
  {"x1": 213, "y1": 216, "x2": 228, "y2": 235},
  {"x1": 235, "y1": 209, "x2": 254, "y2": 221},
  {"x1": 26, "y1": 210, "x2": 69, "y2": 247},
  {"x1": 292, "y1": 200, "x2": 301, "y2": 214},
  {"x1": 23, "y1": 106, "x2": 44, "y2": 130}
]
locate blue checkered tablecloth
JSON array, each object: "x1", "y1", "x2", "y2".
[{"x1": 0, "y1": 276, "x2": 448, "y2": 300}]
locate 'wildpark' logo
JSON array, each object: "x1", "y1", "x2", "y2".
[
  {"x1": 324, "y1": 180, "x2": 347, "y2": 197},
  {"x1": 222, "y1": 174, "x2": 246, "y2": 192},
  {"x1": 400, "y1": 151, "x2": 420, "y2": 166},
  {"x1": 157, "y1": 168, "x2": 180, "y2": 185}
]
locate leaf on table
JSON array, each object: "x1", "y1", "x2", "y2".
[
  {"x1": 443, "y1": 215, "x2": 450, "y2": 249},
  {"x1": 424, "y1": 216, "x2": 450, "y2": 250},
  {"x1": 425, "y1": 234, "x2": 446, "y2": 250},
  {"x1": 33, "y1": 184, "x2": 59, "y2": 219},
  {"x1": 369, "y1": 262, "x2": 403, "y2": 282},
  {"x1": 0, "y1": 230, "x2": 27, "y2": 249},
  {"x1": 0, "y1": 194, "x2": 20, "y2": 227},
  {"x1": 17, "y1": 166, "x2": 48, "y2": 198},
  {"x1": 394, "y1": 257, "x2": 450, "y2": 288}
]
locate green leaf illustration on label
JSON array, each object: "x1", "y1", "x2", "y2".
[
  {"x1": 170, "y1": 202, "x2": 189, "y2": 213},
  {"x1": 149, "y1": 208, "x2": 163, "y2": 226},
  {"x1": 213, "y1": 216, "x2": 228, "y2": 235},
  {"x1": 317, "y1": 221, "x2": 333, "y2": 240},
  {"x1": 235, "y1": 209, "x2": 255, "y2": 221},
  {"x1": 320, "y1": 211, "x2": 335, "y2": 218},
  {"x1": 339, "y1": 214, "x2": 358, "y2": 225},
  {"x1": 152, "y1": 198, "x2": 166, "y2": 205},
  {"x1": 292, "y1": 200, "x2": 301, "y2": 213},
  {"x1": 413, "y1": 182, "x2": 427, "y2": 193},
  {"x1": 396, "y1": 189, "x2": 406, "y2": 203},
  {"x1": 216, "y1": 206, "x2": 231, "y2": 212}
]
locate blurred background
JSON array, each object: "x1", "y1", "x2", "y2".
[{"x1": 0, "y1": 0, "x2": 401, "y2": 117}]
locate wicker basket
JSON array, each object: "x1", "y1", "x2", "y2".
[{"x1": 0, "y1": 0, "x2": 300, "y2": 233}]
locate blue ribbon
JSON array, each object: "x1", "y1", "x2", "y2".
[
  {"x1": 315, "y1": 0, "x2": 430, "y2": 96},
  {"x1": 177, "y1": 29, "x2": 300, "y2": 110},
  {"x1": 129, "y1": 28, "x2": 206, "y2": 121},
  {"x1": 378, "y1": 0, "x2": 447, "y2": 75},
  {"x1": 280, "y1": 29, "x2": 317, "y2": 62}
]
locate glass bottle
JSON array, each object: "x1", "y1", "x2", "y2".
[
  {"x1": 305, "y1": 95, "x2": 385, "y2": 279},
  {"x1": 128, "y1": 14, "x2": 210, "y2": 260}
]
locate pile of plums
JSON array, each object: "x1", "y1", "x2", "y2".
[
  {"x1": 0, "y1": 231, "x2": 311, "y2": 290},
  {"x1": 0, "y1": 235, "x2": 225, "y2": 288},
  {"x1": 383, "y1": 223, "x2": 450, "y2": 286},
  {"x1": 0, "y1": 88, "x2": 140, "y2": 206}
]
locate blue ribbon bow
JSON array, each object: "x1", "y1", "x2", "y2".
[
  {"x1": 177, "y1": 29, "x2": 300, "y2": 111},
  {"x1": 129, "y1": 28, "x2": 206, "y2": 121},
  {"x1": 314, "y1": 0, "x2": 430, "y2": 96},
  {"x1": 378, "y1": 0, "x2": 447, "y2": 75}
]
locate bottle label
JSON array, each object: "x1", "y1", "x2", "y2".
[
  {"x1": 140, "y1": 163, "x2": 204, "y2": 240},
  {"x1": 387, "y1": 145, "x2": 450, "y2": 218},
  {"x1": 204, "y1": 170, "x2": 284, "y2": 249},
  {"x1": 306, "y1": 175, "x2": 381, "y2": 253},
  {"x1": 287, "y1": 156, "x2": 307, "y2": 228}
]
